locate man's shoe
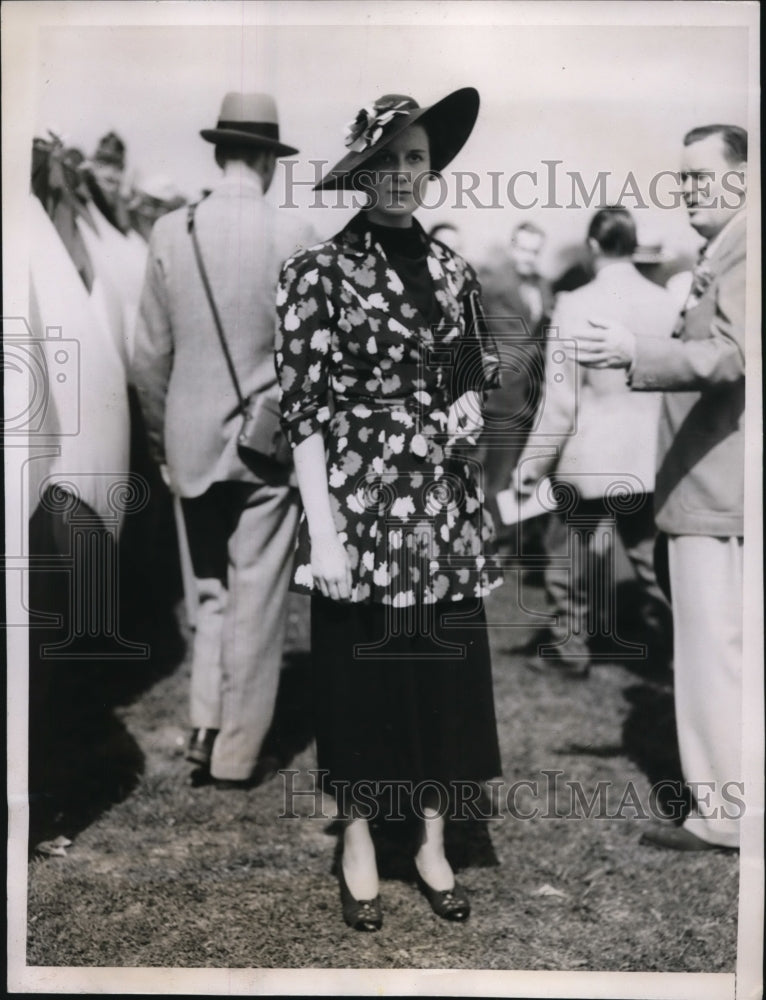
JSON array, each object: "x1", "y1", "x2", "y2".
[
  {"x1": 190, "y1": 753, "x2": 281, "y2": 790},
  {"x1": 640, "y1": 823, "x2": 738, "y2": 852},
  {"x1": 186, "y1": 728, "x2": 219, "y2": 767}
]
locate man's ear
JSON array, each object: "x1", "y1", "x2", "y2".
[
  {"x1": 724, "y1": 160, "x2": 747, "y2": 209},
  {"x1": 257, "y1": 151, "x2": 278, "y2": 193},
  {"x1": 736, "y1": 161, "x2": 747, "y2": 195}
]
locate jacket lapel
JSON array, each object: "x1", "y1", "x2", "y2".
[
  {"x1": 425, "y1": 241, "x2": 463, "y2": 339},
  {"x1": 705, "y1": 209, "x2": 746, "y2": 273},
  {"x1": 335, "y1": 214, "x2": 464, "y2": 345}
]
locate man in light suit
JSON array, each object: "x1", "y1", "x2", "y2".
[
  {"x1": 477, "y1": 222, "x2": 554, "y2": 544},
  {"x1": 132, "y1": 93, "x2": 314, "y2": 785},
  {"x1": 574, "y1": 125, "x2": 747, "y2": 850},
  {"x1": 513, "y1": 208, "x2": 678, "y2": 676}
]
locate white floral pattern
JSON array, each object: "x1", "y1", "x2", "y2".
[{"x1": 275, "y1": 213, "x2": 504, "y2": 606}]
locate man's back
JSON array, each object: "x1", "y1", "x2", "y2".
[
  {"x1": 537, "y1": 262, "x2": 679, "y2": 495},
  {"x1": 559, "y1": 261, "x2": 678, "y2": 396},
  {"x1": 133, "y1": 176, "x2": 314, "y2": 496}
]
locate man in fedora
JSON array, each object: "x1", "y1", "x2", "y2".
[{"x1": 132, "y1": 93, "x2": 315, "y2": 786}]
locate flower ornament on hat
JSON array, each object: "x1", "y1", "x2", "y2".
[
  {"x1": 344, "y1": 97, "x2": 413, "y2": 153},
  {"x1": 315, "y1": 87, "x2": 480, "y2": 191}
]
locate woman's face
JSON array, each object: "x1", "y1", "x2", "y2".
[{"x1": 361, "y1": 123, "x2": 431, "y2": 226}]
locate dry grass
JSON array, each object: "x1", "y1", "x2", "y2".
[{"x1": 26, "y1": 560, "x2": 739, "y2": 972}]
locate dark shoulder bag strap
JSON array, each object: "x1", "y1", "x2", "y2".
[{"x1": 187, "y1": 202, "x2": 247, "y2": 415}]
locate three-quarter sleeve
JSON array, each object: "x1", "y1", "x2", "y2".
[{"x1": 275, "y1": 253, "x2": 334, "y2": 448}]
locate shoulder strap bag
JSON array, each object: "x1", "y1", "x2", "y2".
[{"x1": 187, "y1": 202, "x2": 292, "y2": 467}]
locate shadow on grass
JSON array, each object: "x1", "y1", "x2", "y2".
[
  {"x1": 533, "y1": 566, "x2": 685, "y2": 820},
  {"x1": 589, "y1": 579, "x2": 673, "y2": 679},
  {"x1": 27, "y1": 479, "x2": 186, "y2": 850},
  {"x1": 259, "y1": 650, "x2": 316, "y2": 771},
  {"x1": 620, "y1": 681, "x2": 690, "y2": 820}
]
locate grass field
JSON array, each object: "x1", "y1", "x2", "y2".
[{"x1": 25, "y1": 532, "x2": 739, "y2": 974}]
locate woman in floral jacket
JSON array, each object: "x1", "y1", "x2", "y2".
[{"x1": 275, "y1": 88, "x2": 503, "y2": 931}]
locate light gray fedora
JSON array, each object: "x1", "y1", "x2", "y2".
[{"x1": 200, "y1": 92, "x2": 298, "y2": 156}]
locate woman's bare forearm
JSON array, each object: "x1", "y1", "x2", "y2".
[{"x1": 292, "y1": 432, "x2": 338, "y2": 541}]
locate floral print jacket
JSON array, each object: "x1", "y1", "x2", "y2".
[{"x1": 275, "y1": 212, "x2": 504, "y2": 606}]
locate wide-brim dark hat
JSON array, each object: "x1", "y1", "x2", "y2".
[
  {"x1": 315, "y1": 87, "x2": 480, "y2": 191},
  {"x1": 201, "y1": 92, "x2": 298, "y2": 157}
]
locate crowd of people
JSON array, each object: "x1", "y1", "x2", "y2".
[{"x1": 27, "y1": 88, "x2": 748, "y2": 930}]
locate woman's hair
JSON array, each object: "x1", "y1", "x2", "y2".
[{"x1": 587, "y1": 206, "x2": 637, "y2": 258}]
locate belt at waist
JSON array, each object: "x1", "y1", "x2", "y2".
[{"x1": 334, "y1": 394, "x2": 449, "y2": 413}]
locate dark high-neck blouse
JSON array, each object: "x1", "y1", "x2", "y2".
[{"x1": 367, "y1": 219, "x2": 441, "y2": 326}]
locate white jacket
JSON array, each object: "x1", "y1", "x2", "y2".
[{"x1": 517, "y1": 260, "x2": 679, "y2": 499}]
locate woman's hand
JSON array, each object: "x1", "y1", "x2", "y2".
[
  {"x1": 311, "y1": 530, "x2": 353, "y2": 602},
  {"x1": 447, "y1": 389, "x2": 484, "y2": 447},
  {"x1": 292, "y1": 434, "x2": 353, "y2": 601}
]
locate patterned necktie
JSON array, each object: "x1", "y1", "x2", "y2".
[{"x1": 671, "y1": 246, "x2": 712, "y2": 339}]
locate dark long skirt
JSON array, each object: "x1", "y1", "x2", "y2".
[{"x1": 310, "y1": 595, "x2": 502, "y2": 818}]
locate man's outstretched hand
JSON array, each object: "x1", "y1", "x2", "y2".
[{"x1": 572, "y1": 317, "x2": 636, "y2": 369}]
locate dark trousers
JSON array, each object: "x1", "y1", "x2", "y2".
[{"x1": 543, "y1": 493, "x2": 671, "y2": 667}]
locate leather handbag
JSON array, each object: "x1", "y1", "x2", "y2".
[
  {"x1": 187, "y1": 203, "x2": 292, "y2": 468},
  {"x1": 464, "y1": 287, "x2": 501, "y2": 392},
  {"x1": 238, "y1": 389, "x2": 292, "y2": 467}
]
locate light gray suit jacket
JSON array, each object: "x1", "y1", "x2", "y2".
[
  {"x1": 132, "y1": 175, "x2": 315, "y2": 497},
  {"x1": 518, "y1": 260, "x2": 679, "y2": 499},
  {"x1": 630, "y1": 211, "x2": 746, "y2": 536}
]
